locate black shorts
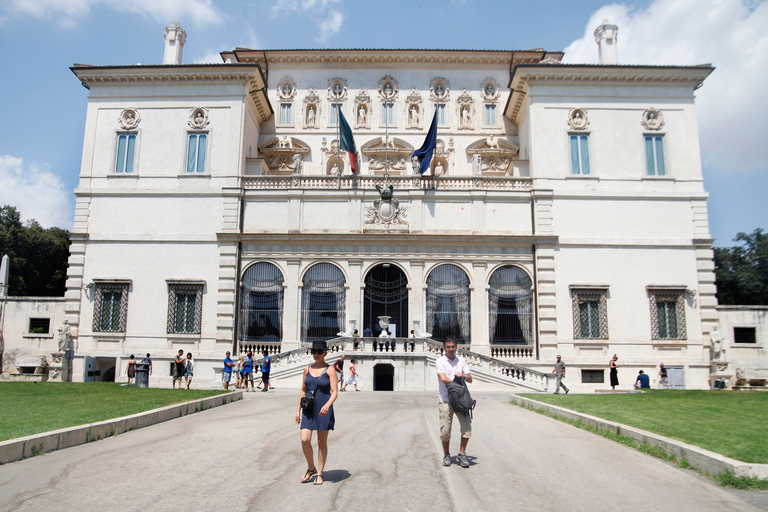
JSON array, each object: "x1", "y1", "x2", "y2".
[{"x1": 262, "y1": 372, "x2": 270, "y2": 383}]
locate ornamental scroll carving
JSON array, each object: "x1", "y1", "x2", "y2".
[
  {"x1": 377, "y1": 76, "x2": 399, "y2": 101},
  {"x1": 466, "y1": 136, "x2": 519, "y2": 176},
  {"x1": 277, "y1": 77, "x2": 297, "y2": 101},
  {"x1": 328, "y1": 77, "x2": 348, "y2": 102},
  {"x1": 480, "y1": 78, "x2": 500, "y2": 102},
  {"x1": 642, "y1": 108, "x2": 665, "y2": 130},
  {"x1": 118, "y1": 108, "x2": 140, "y2": 130},
  {"x1": 429, "y1": 77, "x2": 450, "y2": 102},
  {"x1": 360, "y1": 137, "x2": 414, "y2": 174},
  {"x1": 365, "y1": 197, "x2": 408, "y2": 228},
  {"x1": 258, "y1": 136, "x2": 310, "y2": 175},
  {"x1": 568, "y1": 108, "x2": 589, "y2": 130}
]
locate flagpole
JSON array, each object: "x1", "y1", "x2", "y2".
[
  {"x1": 336, "y1": 103, "x2": 341, "y2": 189},
  {"x1": 384, "y1": 102, "x2": 389, "y2": 189}
]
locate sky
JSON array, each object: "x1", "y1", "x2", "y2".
[{"x1": 0, "y1": 0, "x2": 766, "y2": 247}]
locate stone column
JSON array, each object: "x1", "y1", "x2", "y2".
[
  {"x1": 471, "y1": 261, "x2": 490, "y2": 356},
  {"x1": 282, "y1": 258, "x2": 302, "y2": 351},
  {"x1": 409, "y1": 260, "x2": 424, "y2": 335}
]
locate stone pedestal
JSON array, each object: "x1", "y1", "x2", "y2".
[
  {"x1": 48, "y1": 352, "x2": 66, "y2": 382},
  {"x1": 709, "y1": 360, "x2": 731, "y2": 390}
]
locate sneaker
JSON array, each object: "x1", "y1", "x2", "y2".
[
  {"x1": 458, "y1": 453, "x2": 470, "y2": 468},
  {"x1": 442, "y1": 454, "x2": 451, "y2": 467}
]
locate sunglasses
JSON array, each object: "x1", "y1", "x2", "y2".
[{"x1": 311, "y1": 349, "x2": 326, "y2": 355}]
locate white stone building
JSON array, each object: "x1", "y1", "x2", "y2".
[{"x1": 27, "y1": 22, "x2": 730, "y2": 390}]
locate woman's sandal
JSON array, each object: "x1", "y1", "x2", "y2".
[
  {"x1": 301, "y1": 467, "x2": 317, "y2": 483},
  {"x1": 313, "y1": 474, "x2": 324, "y2": 485}
]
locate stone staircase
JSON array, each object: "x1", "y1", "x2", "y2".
[{"x1": 261, "y1": 337, "x2": 550, "y2": 392}]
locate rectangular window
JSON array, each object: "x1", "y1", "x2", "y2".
[
  {"x1": 28, "y1": 318, "x2": 50, "y2": 334},
  {"x1": 645, "y1": 135, "x2": 666, "y2": 176},
  {"x1": 279, "y1": 104, "x2": 292, "y2": 125},
  {"x1": 381, "y1": 103, "x2": 394, "y2": 125},
  {"x1": 581, "y1": 369, "x2": 605, "y2": 384},
  {"x1": 187, "y1": 133, "x2": 207, "y2": 173},
  {"x1": 167, "y1": 283, "x2": 203, "y2": 335},
  {"x1": 648, "y1": 289, "x2": 686, "y2": 340},
  {"x1": 115, "y1": 133, "x2": 136, "y2": 173},
  {"x1": 569, "y1": 134, "x2": 590, "y2": 175},
  {"x1": 330, "y1": 104, "x2": 341, "y2": 126},
  {"x1": 734, "y1": 327, "x2": 756, "y2": 344},
  {"x1": 436, "y1": 104, "x2": 446, "y2": 125},
  {"x1": 571, "y1": 288, "x2": 608, "y2": 340},
  {"x1": 485, "y1": 105, "x2": 497, "y2": 126},
  {"x1": 93, "y1": 283, "x2": 129, "y2": 333}
]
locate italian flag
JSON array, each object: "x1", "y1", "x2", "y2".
[{"x1": 338, "y1": 109, "x2": 357, "y2": 173}]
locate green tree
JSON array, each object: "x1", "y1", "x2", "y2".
[
  {"x1": 0, "y1": 205, "x2": 70, "y2": 296},
  {"x1": 714, "y1": 228, "x2": 768, "y2": 305}
]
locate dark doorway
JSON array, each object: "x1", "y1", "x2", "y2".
[
  {"x1": 373, "y1": 364, "x2": 394, "y2": 391},
  {"x1": 364, "y1": 264, "x2": 408, "y2": 338}
]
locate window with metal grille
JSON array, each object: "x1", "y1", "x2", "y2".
[
  {"x1": 734, "y1": 327, "x2": 756, "y2": 344},
  {"x1": 571, "y1": 288, "x2": 608, "y2": 340},
  {"x1": 167, "y1": 283, "x2": 203, "y2": 334},
  {"x1": 301, "y1": 263, "x2": 346, "y2": 344},
  {"x1": 93, "y1": 283, "x2": 129, "y2": 332},
  {"x1": 488, "y1": 265, "x2": 533, "y2": 345},
  {"x1": 240, "y1": 262, "x2": 284, "y2": 342},
  {"x1": 582, "y1": 369, "x2": 604, "y2": 383},
  {"x1": 648, "y1": 289, "x2": 686, "y2": 340},
  {"x1": 28, "y1": 318, "x2": 50, "y2": 334},
  {"x1": 426, "y1": 264, "x2": 471, "y2": 344}
]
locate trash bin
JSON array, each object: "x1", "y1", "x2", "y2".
[{"x1": 135, "y1": 363, "x2": 150, "y2": 388}]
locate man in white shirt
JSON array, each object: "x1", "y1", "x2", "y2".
[{"x1": 436, "y1": 336, "x2": 473, "y2": 468}]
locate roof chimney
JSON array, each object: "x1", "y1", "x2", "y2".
[
  {"x1": 594, "y1": 19, "x2": 618, "y2": 65},
  {"x1": 163, "y1": 21, "x2": 186, "y2": 65}
]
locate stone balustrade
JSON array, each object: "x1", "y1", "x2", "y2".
[
  {"x1": 242, "y1": 175, "x2": 531, "y2": 191},
  {"x1": 490, "y1": 345, "x2": 536, "y2": 360}
]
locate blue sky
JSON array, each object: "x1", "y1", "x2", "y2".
[{"x1": 0, "y1": 0, "x2": 766, "y2": 247}]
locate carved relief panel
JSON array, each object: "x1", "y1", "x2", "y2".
[
  {"x1": 466, "y1": 136, "x2": 519, "y2": 176},
  {"x1": 377, "y1": 75, "x2": 399, "y2": 101},
  {"x1": 277, "y1": 77, "x2": 297, "y2": 101},
  {"x1": 258, "y1": 136, "x2": 311, "y2": 175},
  {"x1": 360, "y1": 137, "x2": 414, "y2": 175},
  {"x1": 480, "y1": 78, "x2": 500, "y2": 102},
  {"x1": 328, "y1": 77, "x2": 348, "y2": 102},
  {"x1": 322, "y1": 138, "x2": 349, "y2": 175},
  {"x1": 118, "y1": 108, "x2": 141, "y2": 130},
  {"x1": 642, "y1": 108, "x2": 665, "y2": 130},
  {"x1": 567, "y1": 108, "x2": 589, "y2": 130},
  {"x1": 429, "y1": 77, "x2": 450, "y2": 102},
  {"x1": 188, "y1": 107, "x2": 209, "y2": 130},
  {"x1": 303, "y1": 88, "x2": 321, "y2": 129}
]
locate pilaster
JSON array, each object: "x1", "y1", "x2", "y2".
[
  {"x1": 282, "y1": 258, "x2": 302, "y2": 351},
  {"x1": 471, "y1": 260, "x2": 490, "y2": 356}
]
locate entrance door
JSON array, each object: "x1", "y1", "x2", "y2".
[
  {"x1": 666, "y1": 366, "x2": 685, "y2": 389},
  {"x1": 373, "y1": 364, "x2": 395, "y2": 391},
  {"x1": 364, "y1": 264, "x2": 408, "y2": 337}
]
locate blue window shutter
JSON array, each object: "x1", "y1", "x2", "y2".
[
  {"x1": 570, "y1": 135, "x2": 580, "y2": 174},
  {"x1": 187, "y1": 134, "x2": 198, "y2": 173},
  {"x1": 655, "y1": 137, "x2": 665, "y2": 176},
  {"x1": 196, "y1": 134, "x2": 207, "y2": 173},
  {"x1": 116, "y1": 135, "x2": 127, "y2": 173},
  {"x1": 125, "y1": 135, "x2": 136, "y2": 173},
  {"x1": 645, "y1": 136, "x2": 656, "y2": 175},
  {"x1": 580, "y1": 135, "x2": 590, "y2": 175}
]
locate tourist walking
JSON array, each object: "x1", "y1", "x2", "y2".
[
  {"x1": 341, "y1": 359, "x2": 360, "y2": 391},
  {"x1": 223, "y1": 351, "x2": 235, "y2": 390},
  {"x1": 551, "y1": 354, "x2": 569, "y2": 394},
  {"x1": 243, "y1": 350, "x2": 255, "y2": 391},
  {"x1": 141, "y1": 353, "x2": 153, "y2": 386},
  {"x1": 658, "y1": 363, "x2": 668, "y2": 389},
  {"x1": 126, "y1": 354, "x2": 137, "y2": 386},
  {"x1": 295, "y1": 340, "x2": 338, "y2": 485},
  {"x1": 609, "y1": 354, "x2": 620, "y2": 393},
  {"x1": 184, "y1": 352, "x2": 194, "y2": 389},
  {"x1": 173, "y1": 349, "x2": 185, "y2": 389},
  {"x1": 436, "y1": 335, "x2": 473, "y2": 468},
  {"x1": 333, "y1": 354, "x2": 345, "y2": 388},
  {"x1": 235, "y1": 355, "x2": 245, "y2": 389}
]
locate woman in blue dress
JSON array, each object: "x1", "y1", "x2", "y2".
[{"x1": 295, "y1": 340, "x2": 339, "y2": 485}]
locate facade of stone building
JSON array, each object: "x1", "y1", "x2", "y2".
[{"x1": 35, "y1": 22, "x2": 725, "y2": 390}]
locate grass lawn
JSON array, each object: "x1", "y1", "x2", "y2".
[
  {"x1": 0, "y1": 382, "x2": 229, "y2": 442},
  {"x1": 519, "y1": 390, "x2": 768, "y2": 464}
]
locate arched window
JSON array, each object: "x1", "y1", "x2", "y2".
[
  {"x1": 488, "y1": 265, "x2": 533, "y2": 345},
  {"x1": 239, "y1": 263, "x2": 284, "y2": 342},
  {"x1": 426, "y1": 264, "x2": 471, "y2": 343},
  {"x1": 301, "y1": 263, "x2": 346, "y2": 344}
]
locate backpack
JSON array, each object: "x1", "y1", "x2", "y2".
[{"x1": 446, "y1": 376, "x2": 476, "y2": 418}]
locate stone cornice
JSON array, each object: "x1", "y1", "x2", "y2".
[
  {"x1": 71, "y1": 64, "x2": 273, "y2": 123},
  {"x1": 505, "y1": 63, "x2": 714, "y2": 124},
  {"x1": 221, "y1": 48, "x2": 563, "y2": 69}
]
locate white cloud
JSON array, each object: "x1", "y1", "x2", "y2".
[
  {"x1": 0, "y1": 0, "x2": 222, "y2": 27},
  {"x1": 563, "y1": 0, "x2": 768, "y2": 173},
  {"x1": 271, "y1": 0, "x2": 344, "y2": 41},
  {"x1": 0, "y1": 156, "x2": 73, "y2": 230}
]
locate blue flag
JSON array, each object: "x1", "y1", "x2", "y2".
[{"x1": 412, "y1": 109, "x2": 437, "y2": 175}]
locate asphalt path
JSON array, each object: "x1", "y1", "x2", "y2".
[{"x1": 0, "y1": 390, "x2": 764, "y2": 512}]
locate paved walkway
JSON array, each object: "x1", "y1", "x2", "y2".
[{"x1": 0, "y1": 390, "x2": 764, "y2": 512}]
